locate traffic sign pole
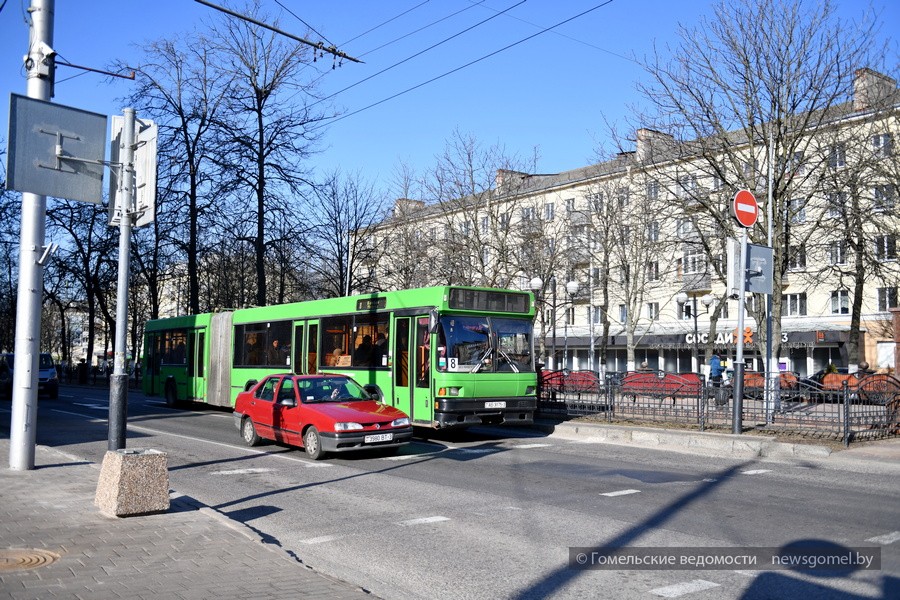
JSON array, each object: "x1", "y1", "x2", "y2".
[{"x1": 730, "y1": 190, "x2": 757, "y2": 434}]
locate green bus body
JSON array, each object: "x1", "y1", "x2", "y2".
[{"x1": 143, "y1": 286, "x2": 539, "y2": 429}]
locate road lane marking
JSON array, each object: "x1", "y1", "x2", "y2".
[
  {"x1": 125, "y1": 423, "x2": 333, "y2": 468},
  {"x1": 600, "y1": 489, "x2": 641, "y2": 497},
  {"x1": 49, "y1": 409, "x2": 105, "y2": 423},
  {"x1": 72, "y1": 403, "x2": 107, "y2": 410},
  {"x1": 300, "y1": 534, "x2": 344, "y2": 545},
  {"x1": 741, "y1": 469, "x2": 772, "y2": 475},
  {"x1": 210, "y1": 468, "x2": 276, "y2": 475},
  {"x1": 398, "y1": 516, "x2": 450, "y2": 526},
  {"x1": 516, "y1": 443, "x2": 551, "y2": 449},
  {"x1": 649, "y1": 579, "x2": 720, "y2": 598},
  {"x1": 866, "y1": 531, "x2": 900, "y2": 545}
]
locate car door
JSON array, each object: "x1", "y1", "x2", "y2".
[
  {"x1": 273, "y1": 377, "x2": 303, "y2": 446},
  {"x1": 247, "y1": 376, "x2": 278, "y2": 439}
]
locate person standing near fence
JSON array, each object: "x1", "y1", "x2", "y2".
[{"x1": 709, "y1": 354, "x2": 724, "y2": 386}]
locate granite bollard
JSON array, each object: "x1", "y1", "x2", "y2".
[{"x1": 95, "y1": 448, "x2": 170, "y2": 517}]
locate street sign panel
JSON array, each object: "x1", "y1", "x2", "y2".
[
  {"x1": 108, "y1": 115, "x2": 157, "y2": 227},
  {"x1": 6, "y1": 94, "x2": 107, "y2": 203},
  {"x1": 732, "y1": 189, "x2": 758, "y2": 228}
]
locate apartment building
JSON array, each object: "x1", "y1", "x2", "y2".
[{"x1": 364, "y1": 68, "x2": 900, "y2": 378}]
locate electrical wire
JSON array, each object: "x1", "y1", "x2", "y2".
[
  {"x1": 273, "y1": 0, "x2": 335, "y2": 47},
  {"x1": 322, "y1": 0, "x2": 615, "y2": 126},
  {"x1": 310, "y1": 0, "x2": 525, "y2": 109},
  {"x1": 339, "y1": 0, "x2": 431, "y2": 48}
]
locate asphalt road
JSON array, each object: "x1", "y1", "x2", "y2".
[{"x1": 2, "y1": 385, "x2": 898, "y2": 600}]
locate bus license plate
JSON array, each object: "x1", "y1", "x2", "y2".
[
  {"x1": 485, "y1": 401, "x2": 506, "y2": 409},
  {"x1": 365, "y1": 433, "x2": 393, "y2": 443}
]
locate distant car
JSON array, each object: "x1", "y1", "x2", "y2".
[
  {"x1": 0, "y1": 352, "x2": 58, "y2": 399},
  {"x1": 233, "y1": 373, "x2": 413, "y2": 460}
]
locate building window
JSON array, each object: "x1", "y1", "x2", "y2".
[
  {"x1": 787, "y1": 244, "x2": 806, "y2": 270},
  {"x1": 878, "y1": 287, "x2": 898, "y2": 312},
  {"x1": 647, "y1": 221, "x2": 660, "y2": 242},
  {"x1": 830, "y1": 290, "x2": 849, "y2": 315},
  {"x1": 874, "y1": 185, "x2": 896, "y2": 212},
  {"x1": 500, "y1": 213, "x2": 510, "y2": 228},
  {"x1": 677, "y1": 174, "x2": 697, "y2": 198},
  {"x1": 828, "y1": 240, "x2": 846, "y2": 265},
  {"x1": 676, "y1": 218, "x2": 695, "y2": 239},
  {"x1": 544, "y1": 202, "x2": 555, "y2": 221},
  {"x1": 647, "y1": 181, "x2": 659, "y2": 200},
  {"x1": 647, "y1": 302, "x2": 659, "y2": 320},
  {"x1": 617, "y1": 188, "x2": 630, "y2": 208},
  {"x1": 480, "y1": 216, "x2": 488, "y2": 234},
  {"x1": 828, "y1": 143, "x2": 846, "y2": 169},
  {"x1": 875, "y1": 234, "x2": 897, "y2": 260},
  {"x1": 785, "y1": 293, "x2": 807, "y2": 316},
  {"x1": 618, "y1": 304, "x2": 627, "y2": 322},
  {"x1": 873, "y1": 133, "x2": 893, "y2": 158},
  {"x1": 826, "y1": 192, "x2": 846, "y2": 218},
  {"x1": 566, "y1": 197, "x2": 576, "y2": 213},
  {"x1": 647, "y1": 261, "x2": 660, "y2": 281},
  {"x1": 521, "y1": 207, "x2": 535, "y2": 221},
  {"x1": 788, "y1": 197, "x2": 806, "y2": 224},
  {"x1": 682, "y1": 247, "x2": 705, "y2": 274},
  {"x1": 589, "y1": 193, "x2": 602, "y2": 213}
]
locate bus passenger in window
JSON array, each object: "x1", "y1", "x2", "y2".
[
  {"x1": 373, "y1": 333, "x2": 387, "y2": 366},
  {"x1": 246, "y1": 333, "x2": 262, "y2": 365},
  {"x1": 268, "y1": 339, "x2": 285, "y2": 365},
  {"x1": 353, "y1": 335, "x2": 374, "y2": 366},
  {"x1": 329, "y1": 348, "x2": 344, "y2": 366}
]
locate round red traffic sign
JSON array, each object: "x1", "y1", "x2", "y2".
[{"x1": 732, "y1": 189, "x2": 758, "y2": 227}]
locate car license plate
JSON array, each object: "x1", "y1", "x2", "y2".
[
  {"x1": 365, "y1": 433, "x2": 393, "y2": 443},
  {"x1": 485, "y1": 401, "x2": 506, "y2": 408}
]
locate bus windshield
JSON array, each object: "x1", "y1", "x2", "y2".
[{"x1": 438, "y1": 316, "x2": 535, "y2": 373}]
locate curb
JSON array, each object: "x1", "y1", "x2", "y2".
[{"x1": 533, "y1": 420, "x2": 835, "y2": 459}]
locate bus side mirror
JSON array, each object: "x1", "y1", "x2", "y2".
[{"x1": 428, "y1": 309, "x2": 439, "y2": 334}]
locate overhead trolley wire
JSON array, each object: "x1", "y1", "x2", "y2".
[
  {"x1": 309, "y1": 0, "x2": 525, "y2": 110},
  {"x1": 322, "y1": 0, "x2": 616, "y2": 126}
]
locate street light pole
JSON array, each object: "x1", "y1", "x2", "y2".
[
  {"x1": 529, "y1": 277, "x2": 545, "y2": 367},
  {"x1": 562, "y1": 280, "x2": 580, "y2": 371}
]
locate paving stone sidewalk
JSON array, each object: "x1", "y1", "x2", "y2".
[{"x1": 0, "y1": 441, "x2": 375, "y2": 600}]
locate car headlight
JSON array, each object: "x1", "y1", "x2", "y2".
[
  {"x1": 391, "y1": 417, "x2": 410, "y2": 427},
  {"x1": 334, "y1": 422, "x2": 363, "y2": 431}
]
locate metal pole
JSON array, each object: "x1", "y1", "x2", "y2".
[
  {"x1": 733, "y1": 228, "x2": 750, "y2": 434},
  {"x1": 108, "y1": 109, "x2": 136, "y2": 451},
  {"x1": 551, "y1": 277, "x2": 557, "y2": 370},
  {"x1": 766, "y1": 129, "x2": 777, "y2": 421},
  {"x1": 692, "y1": 296, "x2": 700, "y2": 373},
  {"x1": 10, "y1": 0, "x2": 54, "y2": 471}
]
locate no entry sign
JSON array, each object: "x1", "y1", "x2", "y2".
[{"x1": 732, "y1": 190, "x2": 758, "y2": 228}]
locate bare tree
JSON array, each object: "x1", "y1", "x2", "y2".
[
  {"x1": 209, "y1": 1, "x2": 327, "y2": 306},
  {"x1": 306, "y1": 170, "x2": 388, "y2": 297},
  {"x1": 121, "y1": 34, "x2": 232, "y2": 315},
  {"x1": 630, "y1": 0, "x2": 888, "y2": 367}
]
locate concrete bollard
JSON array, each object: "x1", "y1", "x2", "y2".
[{"x1": 95, "y1": 448, "x2": 170, "y2": 517}]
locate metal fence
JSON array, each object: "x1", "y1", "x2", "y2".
[{"x1": 537, "y1": 369, "x2": 900, "y2": 445}]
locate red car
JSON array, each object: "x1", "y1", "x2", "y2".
[{"x1": 233, "y1": 374, "x2": 413, "y2": 459}]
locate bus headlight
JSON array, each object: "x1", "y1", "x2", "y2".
[
  {"x1": 438, "y1": 387, "x2": 461, "y2": 397},
  {"x1": 391, "y1": 417, "x2": 410, "y2": 428},
  {"x1": 335, "y1": 422, "x2": 363, "y2": 431},
  {"x1": 526, "y1": 385, "x2": 536, "y2": 395}
]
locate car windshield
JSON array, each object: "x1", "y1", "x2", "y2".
[
  {"x1": 438, "y1": 316, "x2": 535, "y2": 373},
  {"x1": 298, "y1": 377, "x2": 369, "y2": 403}
]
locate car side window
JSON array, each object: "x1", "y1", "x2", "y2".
[
  {"x1": 278, "y1": 378, "x2": 295, "y2": 403},
  {"x1": 256, "y1": 377, "x2": 278, "y2": 402}
]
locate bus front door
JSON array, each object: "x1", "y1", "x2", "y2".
[
  {"x1": 392, "y1": 317, "x2": 413, "y2": 420},
  {"x1": 412, "y1": 316, "x2": 433, "y2": 424}
]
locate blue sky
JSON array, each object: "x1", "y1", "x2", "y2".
[{"x1": 2, "y1": 0, "x2": 898, "y2": 198}]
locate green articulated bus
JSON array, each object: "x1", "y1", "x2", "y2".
[{"x1": 142, "y1": 286, "x2": 539, "y2": 429}]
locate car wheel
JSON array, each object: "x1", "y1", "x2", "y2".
[
  {"x1": 304, "y1": 426, "x2": 324, "y2": 460},
  {"x1": 241, "y1": 418, "x2": 261, "y2": 447}
]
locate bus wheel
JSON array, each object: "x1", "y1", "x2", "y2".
[
  {"x1": 165, "y1": 381, "x2": 178, "y2": 407},
  {"x1": 241, "y1": 418, "x2": 261, "y2": 447},
  {"x1": 304, "y1": 426, "x2": 324, "y2": 460}
]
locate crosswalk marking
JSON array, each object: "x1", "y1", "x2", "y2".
[
  {"x1": 398, "y1": 516, "x2": 450, "y2": 526},
  {"x1": 600, "y1": 489, "x2": 641, "y2": 497},
  {"x1": 741, "y1": 469, "x2": 772, "y2": 475},
  {"x1": 866, "y1": 531, "x2": 900, "y2": 545},
  {"x1": 649, "y1": 579, "x2": 720, "y2": 598}
]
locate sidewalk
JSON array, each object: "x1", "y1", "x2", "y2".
[{"x1": 0, "y1": 441, "x2": 375, "y2": 600}]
